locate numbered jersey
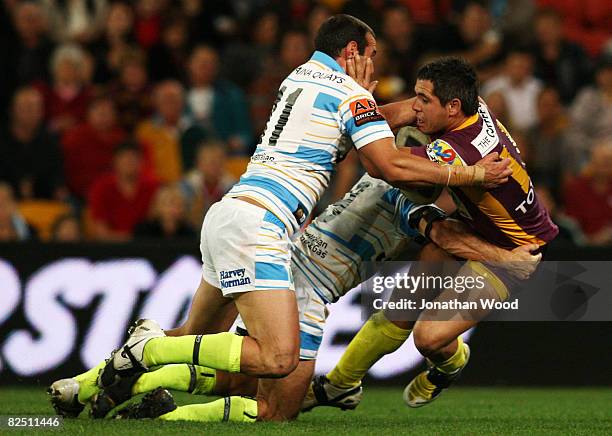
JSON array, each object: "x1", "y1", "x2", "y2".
[
  {"x1": 227, "y1": 51, "x2": 394, "y2": 235},
  {"x1": 291, "y1": 174, "x2": 428, "y2": 303}
]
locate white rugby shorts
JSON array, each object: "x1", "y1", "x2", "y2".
[{"x1": 200, "y1": 197, "x2": 294, "y2": 296}]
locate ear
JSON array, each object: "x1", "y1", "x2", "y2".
[
  {"x1": 447, "y1": 98, "x2": 462, "y2": 116},
  {"x1": 345, "y1": 40, "x2": 359, "y2": 58}
]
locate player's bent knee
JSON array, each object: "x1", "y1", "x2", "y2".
[
  {"x1": 413, "y1": 326, "x2": 450, "y2": 357},
  {"x1": 260, "y1": 352, "x2": 299, "y2": 377}
]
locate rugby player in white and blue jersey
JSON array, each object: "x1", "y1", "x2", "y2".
[{"x1": 90, "y1": 14, "x2": 513, "y2": 422}]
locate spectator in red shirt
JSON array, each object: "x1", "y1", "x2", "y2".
[
  {"x1": 88, "y1": 142, "x2": 159, "y2": 241},
  {"x1": 564, "y1": 142, "x2": 612, "y2": 245},
  {"x1": 62, "y1": 96, "x2": 126, "y2": 200},
  {"x1": 36, "y1": 44, "x2": 94, "y2": 134}
]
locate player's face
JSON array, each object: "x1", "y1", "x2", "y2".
[
  {"x1": 363, "y1": 33, "x2": 377, "y2": 59},
  {"x1": 412, "y1": 79, "x2": 449, "y2": 135}
]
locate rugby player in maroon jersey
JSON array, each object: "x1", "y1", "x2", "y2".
[{"x1": 305, "y1": 57, "x2": 558, "y2": 411}]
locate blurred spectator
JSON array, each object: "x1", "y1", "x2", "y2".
[
  {"x1": 134, "y1": 184, "x2": 196, "y2": 239},
  {"x1": 490, "y1": 0, "x2": 535, "y2": 46},
  {"x1": 340, "y1": 1, "x2": 383, "y2": 33},
  {"x1": 62, "y1": 96, "x2": 126, "y2": 200},
  {"x1": 108, "y1": 50, "x2": 153, "y2": 133},
  {"x1": 400, "y1": 0, "x2": 452, "y2": 27},
  {"x1": 0, "y1": 87, "x2": 65, "y2": 200},
  {"x1": 307, "y1": 4, "x2": 332, "y2": 45},
  {"x1": 88, "y1": 142, "x2": 159, "y2": 241},
  {"x1": 147, "y1": 13, "x2": 190, "y2": 82},
  {"x1": 50, "y1": 212, "x2": 82, "y2": 242},
  {"x1": 88, "y1": 1, "x2": 134, "y2": 83},
  {"x1": 1, "y1": 2, "x2": 55, "y2": 114},
  {"x1": 438, "y1": 1, "x2": 502, "y2": 74},
  {"x1": 186, "y1": 45, "x2": 252, "y2": 154},
  {"x1": 249, "y1": 30, "x2": 310, "y2": 137},
  {"x1": 36, "y1": 43, "x2": 94, "y2": 133},
  {"x1": 183, "y1": 0, "x2": 239, "y2": 47},
  {"x1": 483, "y1": 49, "x2": 543, "y2": 131},
  {"x1": 222, "y1": 9, "x2": 280, "y2": 89},
  {"x1": 369, "y1": 40, "x2": 407, "y2": 103},
  {"x1": 0, "y1": 182, "x2": 37, "y2": 241},
  {"x1": 537, "y1": 0, "x2": 612, "y2": 58},
  {"x1": 380, "y1": 5, "x2": 424, "y2": 84},
  {"x1": 565, "y1": 54, "x2": 612, "y2": 173},
  {"x1": 563, "y1": 142, "x2": 612, "y2": 245},
  {"x1": 135, "y1": 80, "x2": 190, "y2": 183},
  {"x1": 181, "y1": 142, "x2": 236, "y2": 228},
  {"x1": 484, "y1": 90, "x2": 512, "y2": 129},
  {"x1": 134, "y1": 0, "x2": 163, "y2": 49},
  {"x1": 536, "y1": 185, "x2": 585, "y2": 246},
  {"x1": 525, "y1": 87, "x2": 569, "y2": 190},
  {"x1": 42, "y1": 0, "x2": 108, "y2": 44},
  {"x1": 531, "y1": 8, "x2": 592, "y2": 104}
]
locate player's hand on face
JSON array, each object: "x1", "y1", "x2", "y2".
[
  {"x1": 476, "y1": 152, "x2": 512, "y2": 189},
  {"x1": 506, "y1": 243, "x2": 542, "y2": 280},
  {"x1": 347, "y1": 53, "x2": 378, "y2": 94}
]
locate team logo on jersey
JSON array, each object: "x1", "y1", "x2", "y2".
[
  {"x1": 427, "y1": 140, "x2": 458, "y2": 165},
  {"x1": 350, "y1": 98, "x2": 384, "y2": 126}
]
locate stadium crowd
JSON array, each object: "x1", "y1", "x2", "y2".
[{"x1": 0, "y1": 0, "x2": 610, "y2": 245}]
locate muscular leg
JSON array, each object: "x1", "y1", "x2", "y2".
[
  {"x1": 256, "y1": 360, "x2": 315, "y2": 421},
  {"x1": 142, "y1": 287, "x2": 300, "y2": 378},
  {"x1": 324, "y1": 243, "x2": 451, "y2": 389},
  {"x1": 165, "y1": 278, "x2": 238, "y2": 337},
  {"x1": 158, "y1": 360, "x2": 315, "y2": 423}
]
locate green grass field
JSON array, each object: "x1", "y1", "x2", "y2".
[{"x1": 1, "y1": 386, "x2": 611, "y2": 435}]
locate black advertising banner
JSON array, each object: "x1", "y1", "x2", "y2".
[{"x1": 1, "y1": 242, "x2": 611, "y2": 386}]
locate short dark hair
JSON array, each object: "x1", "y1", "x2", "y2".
[
  {"x1": 114, "y1": 141, "x2": 142, "y2": 156},
  {"x1": 314, "y1": 14, "x2": 375, "y2": 58},
  {"x1": 416, "y1": 57, "x2": 479, "y2": 116}
]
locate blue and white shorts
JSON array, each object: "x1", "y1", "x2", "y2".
[{"x1": 200, "y1": 197, "x2": 293, "y2": 297}]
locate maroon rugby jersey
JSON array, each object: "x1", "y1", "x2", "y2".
[{"x1": 413, "y1": 103, "x2": 558, "y2": 249}]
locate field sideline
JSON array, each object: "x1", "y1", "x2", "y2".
[{"x1": 1, "y1": 386, "x2": 611, "y2": 435}]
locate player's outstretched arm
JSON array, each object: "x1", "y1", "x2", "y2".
[
  {"x1": 357, "y1": 138, "x2": 512, "y2": 189},
  {"x1": 428, "y1": 219, "x2": 542, "y2": 279}
]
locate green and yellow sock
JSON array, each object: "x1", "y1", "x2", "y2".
[
  {"x1": 132, "y1": 364, "x2": 216, "y2": 396},
  {"x1": 431, "y1": 336, "x2": 467, "y2": 374},
  {"x1": 327, "y1": 311, "x2": 411, "y2": 388},
  {"x1": 159, "y1": 396, "x2": 257, "y2": 423},
  {"x1": 143, "y1": 333, "x2": 243, "y2": 373},
  {"x1": 74, "y1": 360, "x2": 106, "y2": 403}
]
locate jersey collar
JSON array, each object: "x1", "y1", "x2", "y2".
[
  {"x1": 452, "y1": 113, "x2": 479, "y2": 131},
  {"x1": 310, "y1": 51, "x2": 345, "y2": 73}
]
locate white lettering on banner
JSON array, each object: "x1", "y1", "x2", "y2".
[
  {"x1": 3, "y1": 259, "x2": 91, "y2": 376},
  {"x1": 0, "y1": 260, "x2": 21, "y2": 372},
  {"x1": 138, "y1": 256, "x2": 202, "y2": 330},
  {"x1": 78, "y1": 260, "x2": 156, "y2": 369},
  {"x1": 0, "y1": 257, "x2": 472, "y2": 379}
]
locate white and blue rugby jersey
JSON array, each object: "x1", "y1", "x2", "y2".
[
  {"x1": 226, "y1": 51, "x2": 394, "y2": 235},
  {"x1": 291, "y1": 174, "x2": 432, "y2": 303}
]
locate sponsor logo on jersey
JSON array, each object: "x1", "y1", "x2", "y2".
[
  {"x1": 471, "y1": 105, "x2": 499, "y2": 157},
  {"x1": 350, "y1": 98, "x2": 384, "y2": 126},
  {"x1": 427, "y1": 139, "x2": 458, "y2": 165}
]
